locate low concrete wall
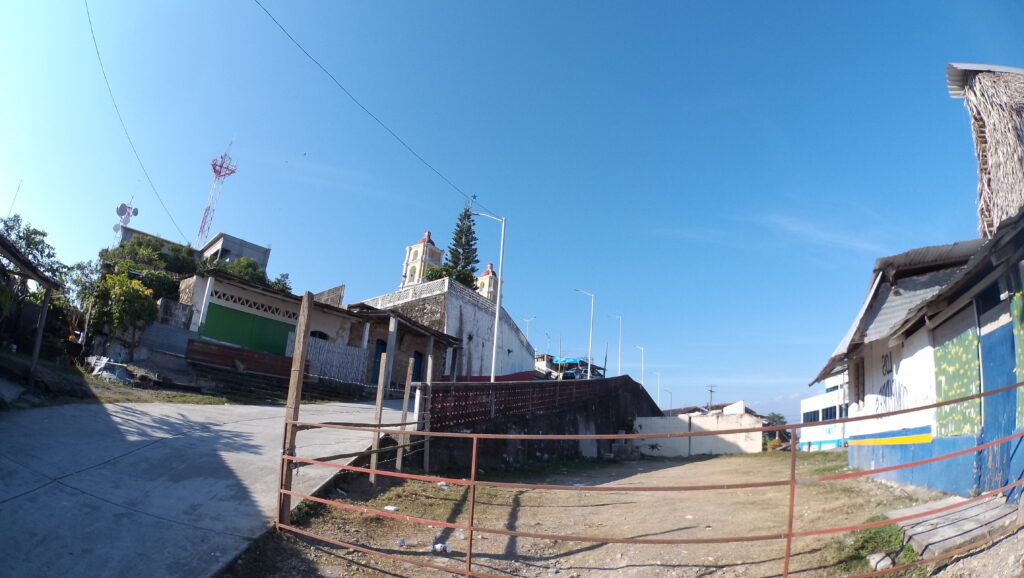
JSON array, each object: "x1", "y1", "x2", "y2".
[{"x1": 633, "y1": 413, "x2": 763, "y2": 457}]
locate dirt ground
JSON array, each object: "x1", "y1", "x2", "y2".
[
  {"x1": 933, "y1": 526, "x2": 1024, "y2": 578},
  {"x1": 223, "y1": 451, "x2": 946, "y2": 577}
]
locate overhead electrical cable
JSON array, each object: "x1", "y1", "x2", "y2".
[
  {"x1": 84, "y1": 0, "x2": 189, "y2": 244},
  {"x1": 252, "y1": 0, "x2": 494, "y2": 215}
]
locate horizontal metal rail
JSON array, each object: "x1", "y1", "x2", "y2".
[{"x1": 276, "y1": 379, "x2": 1024, "y2": 577}]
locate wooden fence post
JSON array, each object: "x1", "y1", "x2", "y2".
[
  {"x1": 396, "y1": 361, "x2": 415, "y2": 471},
  {"x1": 369, "y1": 352, "x2": 388, "y2": 485},
  {"x1": 277, "y1": 292, "x2": 313, "y2": 527}
]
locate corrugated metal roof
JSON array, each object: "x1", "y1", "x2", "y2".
[
  {"x1": 860, "y1": 268, "x2": 960, "y2": 343},
  {"x1": 874, "y1": 239, "x2": 986, "y2": 275},
  {"x1": 948, "y1": 63, "x2": 1024, "y2": 98}
]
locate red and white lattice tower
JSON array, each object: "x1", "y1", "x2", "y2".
[{"x1": 195, "y1": 151, "x2": 237, "y2": 247}]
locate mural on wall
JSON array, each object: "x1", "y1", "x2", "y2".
[
  {"x1": 1011, "y1": 293, "x2": 1024, "y2": 427},
  {"x1": 933, "y1": 326, "x2": 982, "y2": 437}
]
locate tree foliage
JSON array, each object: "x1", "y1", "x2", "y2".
[
  {"x1": 0, "y1": 214, "x2": 69, "y2": 289},
  {"x1": 424, "y1": 265, "x2": 477, "y2": 289},
  {"x1": 94, "y1": 273, "x2": 158, "y2": 338},
  {"x1": 220, "y1": 257, "x2": 269, "y2": 284},
  {"x1": 269, "y1": 272, "x2": 292, "y2": 293},
  {"x1": 444, "y1": 206, "x2": 480, "y2": 275},
  {"x1": 765, "y1": 412, "x2": 787, "y2": 426}
]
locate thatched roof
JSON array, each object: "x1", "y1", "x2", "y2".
[{"x1": 947, "y1": 63, "x2": 1024, "y2": 239}]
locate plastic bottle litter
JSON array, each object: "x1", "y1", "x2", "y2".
[
  {"x1": 395, "y1": 538, "x2": 418, "y2": 548},
  {"x1": 437, "y1": 481, "x2": 449, "y2": 490},
  {"x1": 383, "y1": 505, "x2": 400, "y2": 512},
  {"x1": 432, "y1": 543, "x2": 452, "y2": 554}
]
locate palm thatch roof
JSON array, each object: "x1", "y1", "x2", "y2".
[{"x1": 947, "y1": 63, "x2": 1024, "y2": 239}]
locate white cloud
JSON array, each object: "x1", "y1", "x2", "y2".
[{"x1": 762, "y1": 213, "x2": 887, "y2": 254}]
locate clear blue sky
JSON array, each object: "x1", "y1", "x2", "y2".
[{"x1": 2, "y1": 1, "x2": 1022, "y2": 421}]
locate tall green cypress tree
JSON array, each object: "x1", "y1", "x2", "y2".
[{"x1": 444, "y1": 205, "x2": 480, "y2": 275}]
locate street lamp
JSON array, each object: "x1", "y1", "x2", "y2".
[
  {"x1": 608, "y1": 314, "x2": 622, "y2": 377},
  {"x1": 471, "y1": 211, "x2": 505, "y2": 383},
  {"x1": 634, "y1": 344, "x2": 645, "y2": 388},
  {"x1": 654, "y1": 371, "x2": 661, "y2": 407},
  {"x1": 663, "y1": 388, "x2": 673, "y2": 410},
  {"x1": 523, "y1": 316, "x2": 535, "y2": 341},
  {"x1": 575, "y1": 288, "x2": 595, "y2": 380}
]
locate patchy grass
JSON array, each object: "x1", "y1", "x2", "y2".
[
  {"x1": 0, "y1": 352, "x2": 234, "y2": 409},
  {"x1": 829, "y1": 514, "x2": 924, "y2": 577},
  {"x1": 224, "y1": 450, "x2": 929, "y2": 577}
]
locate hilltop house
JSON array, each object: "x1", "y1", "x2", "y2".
[{"x1": 799, "y1": 373, "x2": 849, "y2": 451}]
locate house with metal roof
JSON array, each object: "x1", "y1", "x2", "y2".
[{"x1": 808, "y1": 62, "x2": 1024, "y2": 497}]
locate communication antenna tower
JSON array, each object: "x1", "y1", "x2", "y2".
[{"x1": 195, "y1": 150, "x2": 237, "y2": 247}]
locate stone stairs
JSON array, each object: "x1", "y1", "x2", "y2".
[{"x1": 192, "y1": 363, "x2": 369, "y2": 404}]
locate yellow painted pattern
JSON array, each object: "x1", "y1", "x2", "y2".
[
  {"x1": 933, "y1": 325, "x2": 981, "y2": 437},
  {"x1": 847, "y1": 433, "x2": 933, "y2": 446}
]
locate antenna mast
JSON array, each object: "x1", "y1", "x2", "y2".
[{"x1": 196, "y1": 150, "x2": 237, "y2": 247}]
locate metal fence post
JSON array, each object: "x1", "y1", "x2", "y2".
[
  {"x1": 782, "y1": 426, "x2": 798, "y2": 577},
  {"x1": 465, "y1": 436, "x2": 479, "y2": 576}
]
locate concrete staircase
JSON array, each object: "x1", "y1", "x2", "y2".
[
  {"x1": 887, "y1": 495, "x2": 1019, "y2": 558},
  {"x1": 192, "y1": 364, "x2": 368, "y2": 404}
]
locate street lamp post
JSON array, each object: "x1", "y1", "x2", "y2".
[
  {"x1": 471, "y1": 211, "x2": 505, "y2": 383},
  {"x1": 523, "y1": 316, "x2": 535, "y2": 341},
  {"x1": 654, "y1": 371, "x2": 661, "y2": 408},
  {"x1": 663, "y1": 388, "x2": 673, "y2": 410},
  {"x1": 609, "y1": 314, "x2": 622, "y2": 377},
  {"x1": 575, "y1": 289, "x2": 595, "y2": 379},
  {"x1": 634, "y1": 344, "x2": 645, "y2": 389}
]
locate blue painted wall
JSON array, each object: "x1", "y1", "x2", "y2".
[{"x1": 848, "y1": 428, "x2": 978, "y2": 496}]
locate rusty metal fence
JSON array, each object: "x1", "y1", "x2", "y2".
[{"x1": 276, "y1": 379, "x2": 1024, "y2": 577}]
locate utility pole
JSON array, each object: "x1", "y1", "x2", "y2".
[
  {"x1": 654, "y1": 371, "x2": 661, "y2": 408},
  {"x1": 523, "y1": 316, "x2": 535, "y2": 341},
  {"x1": 707, "y1": 384, "x2": 717, "y2": 411}
]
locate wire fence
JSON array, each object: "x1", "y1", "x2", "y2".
[{"x1": 276, "y1": 379, "x2": 1024, "y2": 577}]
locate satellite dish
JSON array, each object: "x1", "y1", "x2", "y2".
[
  {"x1": 116, "y1": 203, "x2": 128, "y2": 217},
  {"x1": 113, "y1": 223, "x2": 121, "y2": 233}
]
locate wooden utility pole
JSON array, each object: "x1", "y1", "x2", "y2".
[
  {"x1": 277, "y1": 291, "x2": 313, "y2": 527},
  {"x1": 369, "y1": 352, "x2": 388, "y2": 484}
]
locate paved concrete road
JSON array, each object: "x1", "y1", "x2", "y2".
[{"x1": 0, "y1": 400, "x2": 403, "y2": 577}]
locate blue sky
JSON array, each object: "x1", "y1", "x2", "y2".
[{"x1": 2, "y1": 1, "x2": 1022, "y2": 421}]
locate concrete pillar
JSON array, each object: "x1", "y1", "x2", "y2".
[
  {"x1": 382, "y1": 316, "x2": 398, "y2": 392},
  {"x1": 360, "y1": 321, "x2": 370, "y2": 349}
]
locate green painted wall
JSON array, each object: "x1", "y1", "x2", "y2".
[
  {"x1": 199, "y1": 303, "x2": 294, "y2": 355},
  {"x1": 934, "y1": 325, "x2": 981, "y2": 437},
  {"x1": 1011, "y1": 293, "x2": 1024, "y2": 427}
]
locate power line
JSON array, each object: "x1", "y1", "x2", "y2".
[
  {"x1": 84, "y1": 0, "x2": 189, "y2": 244},
  {"x1": 252, "y1": 0, "x2": 494, "y2": 216},
  {"x1": 7, "y1": 179, "x2": 22, "y2": 218}
]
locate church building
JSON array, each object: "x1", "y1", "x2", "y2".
[{"x1": 357, "y1": 230, "x2": 535, "y2": 381}]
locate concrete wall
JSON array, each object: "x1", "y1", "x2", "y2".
[
  {"x1": 847, "y1": 315, "x2": 978, "y2": 496},
  {"x1": 361, "y1": 277, "x2": 535, "y2": 379},
  {"x1": 424, "y1": 377, "x2": 660, "y2": 472},
  {"x1": 443, "y1": 280, "x2": 534, "y2": 379},
  {"x1": 185, "y1": 275, "x2": 356, "y2": 357},
  {"x1": 632, "y1": 413, "x2": 763, "y2": 457}
]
